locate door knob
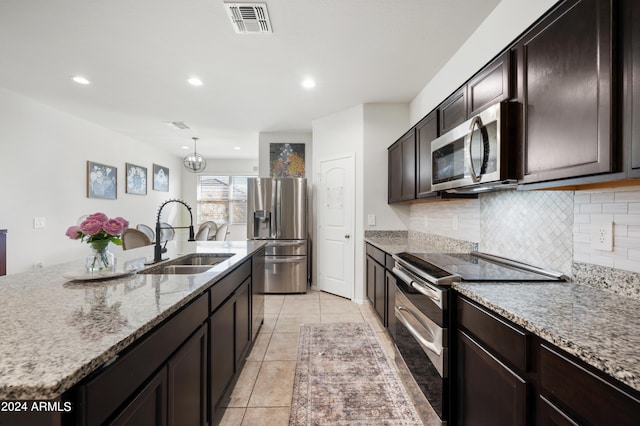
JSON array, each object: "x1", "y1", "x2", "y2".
[{"x1": 345, "y1": 234, "x2": 351, "y2": 239}]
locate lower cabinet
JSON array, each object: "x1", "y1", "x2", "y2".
[
  {"x1": 456, "y1": 295, "x2": 640, "y2": 426},
  {"x1": 167, "y1": 325, "x2": 207, "y2": 426},
  {"x1": 456, "y1": 329, "x2": 527, "y2": 426},
  {"x1": 111, "y1": 367, "x2": 167, "y2": 426},
  {"x1": 365, "y1": 243, "x2": 392, "y2": 328}
]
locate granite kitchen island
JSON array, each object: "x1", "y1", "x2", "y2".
[{"x1": 0, "y1": 240, "x2": 265, "y2": 425}]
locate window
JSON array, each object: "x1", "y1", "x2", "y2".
[{"x1": 197, "y1": 176, "x2": 251, "y2": 225}]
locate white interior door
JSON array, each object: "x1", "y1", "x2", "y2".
[{"x1": 317, "y1": 154, "x2": 355, "y2": 299}]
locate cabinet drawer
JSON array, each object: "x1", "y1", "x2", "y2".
[
  {"x1": 81, "y1": 293, "x2": 208, "y2": 426},
  {"x1": 210, "y1": 259, "x2": 251, "y2": 312},
  {"x1": 539, "y1": 343, "x2": 640, "y2": 426},
  {"x1": 365, "y1": 243, "x2": 385, "y2": 265},
  {"x1": 457, "y1": 296, "x2": 529, "y2": 373}
]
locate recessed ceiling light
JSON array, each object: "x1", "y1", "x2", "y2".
[
  {"x1": 187, "y1": 77, "x2": 203, "y2": 86},
  {"x1": 72, "y1": 76, "x2": 90, "y2": 85},
  {"x1": 181, "y1": 145, "x2": 190, "y2": 150},
  {"x1": 301, "y1": 78, "x2": 316, "y2": 89},
  {"x1": 234, "y1": 146, "x2": 241, "y2": 150}
]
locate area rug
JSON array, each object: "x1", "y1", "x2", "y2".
[{"x1": 289, "y1": 322, "x2": 423, "y2": 425}]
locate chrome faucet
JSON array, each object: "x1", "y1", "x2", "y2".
[{"x1": 152, "y1": 199, "x2": 195, "y2": 263}]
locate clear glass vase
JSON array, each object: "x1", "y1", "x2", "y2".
[{"x1": 86, "y1": 241, "x2": 115, "y2": 273}]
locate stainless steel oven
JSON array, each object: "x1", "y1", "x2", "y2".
[
  {"x1": 393, "y1": 262, "x2": 451, "y2": 423},
  {"x1": 392, "y1": 251, "x2": 567, "y2": 424}
]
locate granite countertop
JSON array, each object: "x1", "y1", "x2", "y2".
[
  {"x1": 454, "y1": 281, "x2": 640, "y2": 392},
  {"x1": 0, "y1": 240, "x2": 265, "y2": 400},
  {"x1": 365, "y1": 234, "x2": 640, "y2": 392}
]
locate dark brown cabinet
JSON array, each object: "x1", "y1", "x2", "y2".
[
  {"x1": 514, "y1": 0, "x2": 614, "y2": 184},
  {"x1": 0, "y1": 229, "x2": 6, "y2": 276},
  {"x1": 621, "y1": 0, "x2": 640, "y2": 177},
  {"x1": 167, "y1": 325, "x2": 207, "y2": 426},
  {"x1": 456, "y1": 295, "x2": 640, "y2": 426},
  {"x1": 416, "y1": 111, "x2": 439, "y2": 199},
  {"x1": 439, "y1": 88, "x2": 467, "y2": 134},
  {"x1": 210, "y1": 295, "x2": 235, "y2": 411},
  {"x1": 468, "y1": 52, "x2": 512, "y2": 117},
  {"x1": 365, "y1": 243, "x2": 393, "y2": 328},
  {"x1": 111, "y1": 368, "x2": 167, "y2": 426},
  {"x1": 456, "y1": 296, "x2": 529, "y2": 426},
  {"x1": 388, "y1": 130, "x2": 416, "y2": 203},
  {"x1": 456, "y1": 330, "x2": 528, "y2": 426}
]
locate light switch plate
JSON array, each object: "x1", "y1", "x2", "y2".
[
  {"x1": 367, "y1": 214, "x2": 376, "y2": 226},
  {"x1": 591, "y1": 222, "x2": 613, "y2": 251},
  {"x1": 33, "y1": 217, "x2": 46, "y2": 228}
]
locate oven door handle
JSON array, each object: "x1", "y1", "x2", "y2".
[
  {"x1": 395, "y1": 306, "x2": 442, "y2": 357},
  {"x1": 392, "y1": 266, "x2": 443, "y2": 307}
]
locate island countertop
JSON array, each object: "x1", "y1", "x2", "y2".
[{"x1": 0, "y1": 240, "x2": 265, "y2": 400}]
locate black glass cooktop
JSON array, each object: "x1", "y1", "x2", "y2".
[{"x1": 396, "y1": 252, "x2": 562, "y2": 282}]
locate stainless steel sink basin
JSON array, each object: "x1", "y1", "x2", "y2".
[
  {"x1": 137, "y1": 253, "x2": 235, "y2": 275},
  {"x1": 169, "y1": 253, "x2": 234, "y2": 266}
]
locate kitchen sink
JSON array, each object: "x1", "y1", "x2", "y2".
[{"x1": 138, "y1": 253, "x2": 235, "y2": 275}]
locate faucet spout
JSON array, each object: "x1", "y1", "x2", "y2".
[{"x1": 152, "y1": 199, "x2": 196, "y2": 263}]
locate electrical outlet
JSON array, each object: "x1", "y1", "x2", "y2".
[
  {"x1": 33, "y1": 217, "x2": 46, "y2": 228},
  {"x1": 591, "y1": 222, "x2": 613, "y2": 251},
  {"x1": 33, "y1": 261, "x2": 44, "y2": 270},
  {"x1": 367, "y1": 214, "x2": 376, "y2": 226}
]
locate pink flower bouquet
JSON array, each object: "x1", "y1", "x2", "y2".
[{"x1": 66, "y1": 212, "x2": 129, "y2": 247}]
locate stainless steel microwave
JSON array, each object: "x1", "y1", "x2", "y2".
[{"x1": 430, "y1": 102, "x2": 517, "y2": 193}]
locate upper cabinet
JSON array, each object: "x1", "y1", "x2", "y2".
[
  {"x1": 439, "y1": 88, "x2": 467, "y2": 134},
  {"x1": 468, "y1": 52, "x2": 512, "y2": 117},
  {"x1": 416, "y1": 111, "x2": 439, "y2": 199},
  {"x1": 514, "y1": 0, "x2": 614, "y2": 184},
  {"x1": 388, "y1": 130, "x2": 416, "y2": 203},
  {"x1": 622, "y1": 0, "x2": 640, "y2": 177}
]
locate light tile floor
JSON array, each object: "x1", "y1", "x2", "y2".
[{"x1": 217, "y1": 289, "x2": 397, "y2": 426}]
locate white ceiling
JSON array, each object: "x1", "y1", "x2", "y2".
[{"x1": 0, "y1": 0, "x2": 500, "y2": 160}]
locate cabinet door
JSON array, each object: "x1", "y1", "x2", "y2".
[
  {"x1": 456, "y1": 330, "x2": 527, "y2": 426},
  {"x1": 416, "y1": 111, "x2": 439, "y2": 199},
  {"x1": 622, "y1": 0, "x2": 640, "y2": 176},
  {"x1": 167, "y1": 325, "x2": 207, "y2": 426},
  {"x1": 468, "y1": 51, "x2": 511, "y2": 116},
  {"x1": 111, "y1": 368, "x2": 167, "y2": 426},
  {"x1": 373, "y1": 260, "x2": 386, "y2": 325},
  {"x1": 385, "y1": 270, "x2": 396, "y2": 338},
  {"x1": 516, "y1": 0, "x2": 613, "y2": 184},
  {"x1": 366, "y1": 256, "x2": 376, "y2": 305},
  {"x1": 439, "y1": 87, "x2": 467, "y2": 134},
  {"x1": 210, "y1": 299, "x2": 235, "y2": 411},
  {"x1": 388, "y1": 131, "x2": 416, "y2": 203},
  {"x1": 235, "y1": 278, "x2": 251, "y2": 366}
]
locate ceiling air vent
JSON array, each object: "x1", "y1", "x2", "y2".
[
  {"x1": 163, "y1": 121, "x2": 190, "y2": 130},
  {"x1": 224, "y1": 3, "x2": 272, "y2": 34}
]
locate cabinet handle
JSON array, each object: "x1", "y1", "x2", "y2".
[
  {"x1": 395, "y1": 306, "x2": 442, "y2": 357},
  {"x1": 345, "y1": 234, "x2": 351, "y2": 239}
]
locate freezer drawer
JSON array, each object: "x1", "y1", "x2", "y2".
[
  {"x1": 265, "y1": 255, "x2": 307, "y2": 293},
  {"x1": 265, "y1": 240, "x2": 307, "y2": 256}
]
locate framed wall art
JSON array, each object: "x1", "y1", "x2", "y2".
[
  {"x1": 269, "y1": 143, "x2": 305, "y2": 178},
  {"x1": 125, "y1": 163, "x2": 147, "y2": 195},
  {"x1": 153, "y1": 164, "x2": 169, "y2": 191},
  {"x1": 87, "y1": 161, "x2": 117, "y2": 200}
]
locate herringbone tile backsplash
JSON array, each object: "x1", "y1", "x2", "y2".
[{"x1": 480, "y1": 191, "x2": 574, "y2": 274}]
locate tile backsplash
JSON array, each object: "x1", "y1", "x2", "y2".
[{"x1": 407, "y1": 185, "x2": 640, "y2": 299}]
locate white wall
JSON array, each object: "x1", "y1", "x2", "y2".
[
  {"x1": 363, "y1": 104, "x2": 411, "y2": 232},
  {"x1": 0, "y1": 87, "x2": 182, "y2": 273},
  {"x1": 410, "y1": 0, "x2": 558, "y2": 124}
]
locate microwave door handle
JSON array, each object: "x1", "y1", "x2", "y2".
[{"x1": 468, "y1": 115, "x2": 483, "y2": 183}]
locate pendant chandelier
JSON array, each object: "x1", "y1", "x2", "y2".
[{"x1": 183, "y1": 137, "x2": 207, "y2": 173}]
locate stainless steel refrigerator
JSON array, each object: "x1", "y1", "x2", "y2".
[{"x1": 247, "y1": 177, "x2": 308, "y2": 293}]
